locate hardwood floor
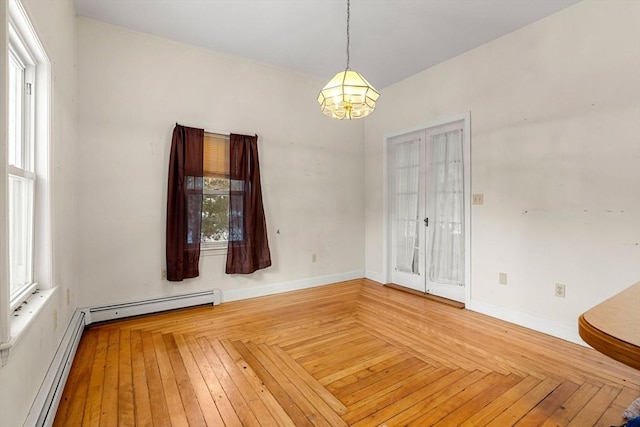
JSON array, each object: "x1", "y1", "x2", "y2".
[{"x1": 53, "y1": 279, "x2": 639, "y2": 426}]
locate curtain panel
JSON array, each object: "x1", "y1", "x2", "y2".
[
  {"x1": 226, "y1": 134, "x2": 272, "y2": 274},
  {"x1": 166, "y1": 124, "x2": 204, "y2": 281}
]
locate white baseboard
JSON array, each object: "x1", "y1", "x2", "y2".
[
  {"x1": 466, "y1": 299, "x2": 587, "y2": 346},
  {"x1": 80, "y1": 271, "x2": 366, "y2": 325},
  {"x1": 364, "y1": 270, "x2": 386, "y2": 285},
  {"x1": 222, "y1": 270, "x2": 365, "y2": 302},
  {"x1": 364, "y1": 276, "x2": 583, "y2": 346},
  {"x1": 83, "y1": 289, "x2": 221, "y2": 325},
  {"x1": 24, "y1": 310, "x2": 86, "y2": 427}
]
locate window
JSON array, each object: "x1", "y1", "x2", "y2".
[
  {"x1": 8, "y1": 22, "x2": 37, "y2": 309},
  {"x1": 166, "y1": 127, "x2": 270, "y2": 279},
  {"x1": 3, "y1": 0, "x2": 51, "y2": 320},
  {"x1": 202, "y1": 133, "x2": 230, "y2": 250}
]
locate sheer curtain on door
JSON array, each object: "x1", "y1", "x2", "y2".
[
  {"x1": 427, "y1": 129, "x2": 464, "y2": 285},
  {"x1": 395, "y1": 139, "x2": 420, "y2": 274}
]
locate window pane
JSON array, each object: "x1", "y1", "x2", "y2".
[
  {"x1": 230, "y1": 179, "x2": 244, "y2": 192},
  {"x1": 204, "y1": 177, "x2": 229, "y2": 191},
  {"x1": 185, "y1": 192, "x2": 203, "y2": 245},
  {"x1": 202, "y1": 194, "x2": 229, "y2": 243},
  {"x1": 8, "y1": 53, "x2": 24, "y2": 168},
  {"x1": 8, "y1": 174, "x2": 34, "y2": 296},
  {"x1": 229, "y1": 189, "x2": 244, "y2": 243},
  {"x1": 186, "y1": 175, "x2": 203, "y2": 191},
  {"x1": 229, "y1": 207, "x2": 244, "y2": 242}
]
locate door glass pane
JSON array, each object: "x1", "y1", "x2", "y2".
[
  {"x1": 394, "y1": 140, "x2": 420, "y2": 274},
  {"x1": 427, "y1": 129, "x2": 464, "y2": 285},
  {"x1": 8, "y1": 174, "x2": 34, "y2": 296}
]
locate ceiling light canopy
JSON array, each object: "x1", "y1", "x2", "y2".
[{"x1": 318, "y1": 0, "x2": 379, "y2": 120}]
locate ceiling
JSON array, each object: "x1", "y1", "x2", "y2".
[{"x1": 73, "y1": 0, "x2": 580, "y2": 89}]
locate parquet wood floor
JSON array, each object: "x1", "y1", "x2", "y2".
[{"x1": 53, "y1": 279, "x2": 639, "y2": 426}]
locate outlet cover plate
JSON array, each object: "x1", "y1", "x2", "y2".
[
  {"x1": 555, "y1": 283, "x2": 566, "y2": 298},
  {"x1": 499, "y1": 272, "x2": 508, "y2": 285}
]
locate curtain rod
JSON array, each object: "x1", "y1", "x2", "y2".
[
  {"x1": 176, "y1": 122, "x2": 255, "y2": 138},
  {"x1": 204, "y1": 129, "x2": 229, "y2": 137}
]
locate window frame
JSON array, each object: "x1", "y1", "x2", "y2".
[
  {"x1": 7, "y1": 20, "x2": 37, "y2": 310},
  {"x1": 1, "y1": 0, "x2": 53, "y2": 356},
  {"x1": 200, "y1": 133, "x2": 231, "y2": 253}
]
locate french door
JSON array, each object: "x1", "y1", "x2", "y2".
[{"x1": 389, "y1": 121, "x2": 466, "y2": 303}]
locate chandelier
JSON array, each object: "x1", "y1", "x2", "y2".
[{"x1": 317, "y1": 0, "x2": 379, "y2": 120}]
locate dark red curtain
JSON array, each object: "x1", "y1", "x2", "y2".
[
  {"x1": 166, "y1": 124, "x2": 204, "y2": 281},
  {"x1": 226, "y1": 134, "x2": 272, "y2": 274}
]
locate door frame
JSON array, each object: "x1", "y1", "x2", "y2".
[{"x1": 382, "y1": 112, "x2": 471, "y2": 305}]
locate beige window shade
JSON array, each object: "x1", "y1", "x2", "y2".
[{"x1": 203, "y1": 132, "x2": 229, "y2": 178}]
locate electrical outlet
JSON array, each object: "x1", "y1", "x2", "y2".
[
  {"x1": 161, "y1": 268, "x2": 167, "y2": 280},
  {"x1": 472, "y1": 194, "x2": 484, "y2": 205},
  {"x1": 499, "y1": 272, "x2": 508, "y2": 285},
  {"x1": 555, "y1": 283, "x2": 566, "y2": 298},
  {"x1": 312, "y1": 253, "x2": 318, "y2": 262},
  {"x1": 66, "y1": 288, "x2": 71, "y2": 306}
]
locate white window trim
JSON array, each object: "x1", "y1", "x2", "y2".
[
  {"x1": 8, "y1": 164, "x2": 36, "y2": 180},
  {"x1": 1, "y1": 287, "x2": 56, "y2": 366},
  {"x1": 9, "y1": 283, "x2": 36, "y2": 313},
  {"x1": 1, "y1": 0, "x2": 53, "y2": 362}
]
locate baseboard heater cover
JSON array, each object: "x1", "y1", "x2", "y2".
[
  {"x1": 24, "y1": 310, "x2": 85, "y2": 427},
  {"x1": 84, "y1": 289, "x2": 222, "y2": 324}
]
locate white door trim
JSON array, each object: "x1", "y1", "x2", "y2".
[{"x1": 382, "y1": 112, "x2": 471, "y2": 305}]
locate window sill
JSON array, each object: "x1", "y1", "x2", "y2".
[
  {"x1": 0, "y1": 287, "x2": 57, "y2": 366},
  {"x1": 10, "y1": 282, "x2": 38, "y2": 312},
  {"x1": 201, "y1": 246, "x2": 227, "y2": 257}
]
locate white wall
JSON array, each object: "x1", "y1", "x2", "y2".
[
  {"x1": 0, "y1": 0, "x2": 78, "y2": 425},
  {"x1": 365, "y1": 0, "x2": 640, "y2": 340},
  {"x1": 1, "y1": 1, "x2": 635, "y2": 424},
  {"x1": 76, "y1": 18, "x2": 365, "y2": 308}
]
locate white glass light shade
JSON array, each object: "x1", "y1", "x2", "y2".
[{"x1": 317, "y1": 70, "x2": 380, "y2": 120}]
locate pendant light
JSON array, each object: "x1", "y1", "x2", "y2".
[{"x1": 317, "y1": 0, "x2": 379, "y2": 120}]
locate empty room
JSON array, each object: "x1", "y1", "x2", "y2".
[{"x1": 0, "y1": 0, "x2": 638, "y2": 426}]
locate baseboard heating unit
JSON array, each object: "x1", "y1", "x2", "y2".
[
  {"x1": 24, "y1": 310, "x2": 85, "y2": 427},
  {"x1": 23, "y1": 289, "x2": 222, "y2": 426},
  {"x1": 83, "y1": 289, "x2": 222, "y2": 324}
]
